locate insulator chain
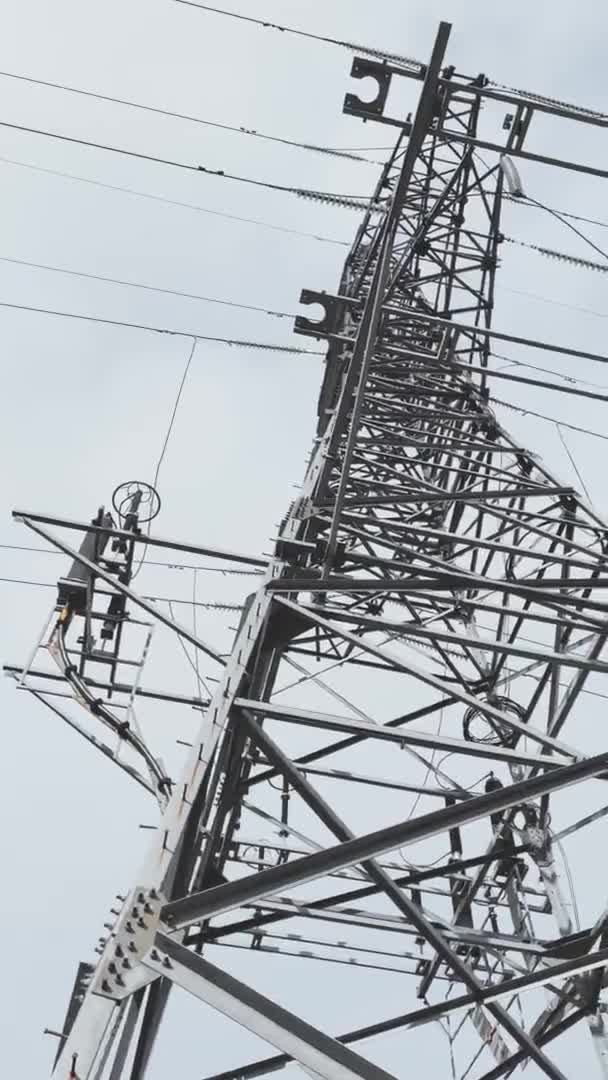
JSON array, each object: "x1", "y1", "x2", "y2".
[
  {"x1": 296, "y1": 188, "x2": 385, "y2": 212},
  {"x1": 505, "y1": 236, "x2": 608, "y2": 273},
  {"x1": 353, "y1": 42, "x2": 423, "y2": 71},
  {"x1": 489, "y1": 79, "x2": 608, "y2": 122}
]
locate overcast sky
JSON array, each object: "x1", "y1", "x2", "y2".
[{"x1": 1, "y1": 1, "x2": 607, "y2": 1077}]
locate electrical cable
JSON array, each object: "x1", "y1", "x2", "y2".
[
  {"x1": 53, "y1": 614, "x2": 172, "y2": 799},
  {"x1": 169, "y1": 8, "x2": 605, "y2": 126},
  {"x1": 504, "y1": 192, "x2": 608, "y2": 231},
  {"x1": 0, "y1": 577, "x2": 247, "y2": 608},
  {"x1": 172, "y1": 1, "x2": 423, "y2": 71},
  {"x1": 467, "y1": 362, "x2": 608, "y2": 405},
  {"x1": 493, "y1": 397, "x2": 608, "y2": 442},
  {"x1": 153, "y1": 337, "x2": 197, "y2": 492},
  {"x1": 8, "y1": 157, "x2": 608, "y2": 310},
  {"x1": 522, "y1": 195, "x2": 608, "y2": 263},
  {"x1": 556, "y1": 424, "x2": 592, "y2": 503},
  {"x1": 132, "y1": 337, "x2": 198, "y2": 580},
  {"x1": 491, "y1": 350, "x2": 608, "y2": 391},
  {"x1": 0, "y1": 118, "x2": 378, "y2": 210},
  {"x1": 168, "y1": 598, "x2": 213, "y2": 698},
  {"x1": 0, "y1": 253, "x2": 299, "y2": 319},
  {"x1": 0, "y1": 297, "x2": 325, "y2": 351},
  {"x1": 0, "y1": 155, "x2": 350, "y2": 246},
  {"x1": 0, "y1": 68, "x2": 379, "y2": 165},
  {"x1": 502, "y1": 284, "x2": 608, "y2": 322},
  {"x1": 5, "y1": 255, "x2": 607, "y2": 390},
  {"x1": 0, "y1": 544, "x2": 262, "y2": 574}
]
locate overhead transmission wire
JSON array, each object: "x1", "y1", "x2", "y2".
[
  {"x1": 556, "y1": 424, "x2": 592, "y2": 502},
  {"x1": 172, "y1": 1, "x2": 423, "y2": 71},
  {"x1": 0, "y1": 118, "x2": 379, "y2": 211},
  {"x1": 502, "y1": 284, "x2": 608, "y2": 322},
  {"x1": 504, "y1": 192, "x2": 608, "y2": 232},
  {"x1": 491, "y1": 350, "x2": 608, "y2": 391},
  {"x1": 5, "y1": 158, "x2": 608, "y2": 284},
  {"x1": 0, "y1": 156, "x2": 349, "y2": 246},
  {"x1": 176, "y1": 2, "x2": 606, "y2": 128},
  {"x1": 0, "y1": 254, "x2": 302, "y2": 320},
  {"x1": 493, "y1": 397, "x2": 608, "y2": 443},
  {"x1": 503, "y1": 188, "x2": 608, "y2": 270},
  {"x1": 521, "y1": 195, "x2": 608, "y2": 263},
  {"x1": 0, "y1": 298, "x2": 326, "y2": 352},
  {"x1": 132, "y1": 337, "x2": 198, "y2": 580},
  {"x1": 152, "y1": 337, "x2": 198, "y2": 492},
  {"x1": 4, "y1": 256, "x2": 608, "y2": 395},
  {"x1": 0, "y1": 68, "x2": 379, "y2": 165},
  {"x1": 0, "y1": 543, "x2": 262, "y2": 574},
  {"x1": 0, "y1": 577, "x2": 244, "y2": 608},
  {"x1": 168, "y1": 598, "x2": 214, "y2": 698}
]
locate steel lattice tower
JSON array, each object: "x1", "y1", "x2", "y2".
[{"x1": 9, "y1": 20, "x2": 608, "y2": 1080}]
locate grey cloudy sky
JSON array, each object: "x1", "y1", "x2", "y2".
[{"x1": 1, "y1": 0, "x2": 607, "y2": 1077}]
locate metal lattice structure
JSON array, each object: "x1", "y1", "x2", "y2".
[{"x1": 9, "y1": 20, "x2": 608, "y2": 1080}]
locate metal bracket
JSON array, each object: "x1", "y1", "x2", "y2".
[
  {"x1": 343, "y1": 57, "x2": 414, "y2": 129},
  {"x1": 294, "y1": 290, "x2": 353, "y2": 340}
]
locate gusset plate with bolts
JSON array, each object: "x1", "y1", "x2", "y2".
[{"x1": 91, "y1": 886, "x2": 165, "y2": 1002}]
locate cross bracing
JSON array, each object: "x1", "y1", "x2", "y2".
[{"x1": 8, "y1": 19, "x2": 608, "y2": 1080}]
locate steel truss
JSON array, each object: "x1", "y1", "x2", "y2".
[{"x1": 9, "y1": 19, "x2": 608, "y2": 1080}]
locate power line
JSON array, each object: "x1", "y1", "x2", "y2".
[
  {"x1": 172, "y1": 1, "x2": 423, "y2": 70},
  {"x1": 0, "y1": 68, "x2": 378, "y2": 165},
  {"x1": 0, "y1": 253, "x2": 298, "y2": 319},
  {"x1": 556, "y1": 424, "x2": 592, "y2": 502},
  {"x1": 0, "y1": 576, "x2": 244, "y2": 608},
  {"x1": 502, "y1": 284, "x2": 608, "y2": 321},
  {"x1": 153, "y1": 337, "x2": 197, "y2": 491},
  {"x1": 6, "y1": 157, "x2": 608, "y2": 311},
  {"x1": 0, "y1": 543, "x2": 262, "y2": 574},
  {"x1": 522, "y1": 195, "x2": 608, "y2": 264},
  {"x1": 0, "y1": 118, "x2": 378, "y2": 211},
  {"x1": 0, "y1": 156, "x2": 350, "y2": 246},
  {"x1": 491, "y1": 351, "x2": 608, "y2": 391},
  {"x1": 174, "y1": 3, "x2": 606, "y2": 128},
  {"x1": 7, "y1": 256, "x2": 606, "y2": 379},
  {"x1": 458, "y1": 358, "x2": 608, "y2": 404},
  {"x1": 493, "y1": 397, "x2": 608, "y2": 442},
  {"x1": 0, "y1": 297, "x2": 326, "y2": 351},
  {"x1": 504, "y1": 192, "x2": 608, "y2": 232}
]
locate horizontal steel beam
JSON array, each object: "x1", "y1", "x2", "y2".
[
  {"x1": 241, "y1": 895, "x2": 550, "y2": 955},
  {"x1": 12, "y1": 509, "x2": 267, "y2": 567},
  {"x1": 282, "y1": 602, "x2": 608, "y2": 675},
  {"x1": 317, "y1": 485, "x2": 576, "y2": 508},
  {"x1": 235, "y1": 697, "x2": 566, "y2": 769},
  {"x1": 273, "y1": 597, "x2": 579, "y2": 758},
  {"x1": 161, "y1": 744, "x2": 608, "y2": 931}
]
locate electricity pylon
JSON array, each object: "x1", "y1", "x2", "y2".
[{"x1": 9, "y1": 20, "x2": 608, "y2": 1080}]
